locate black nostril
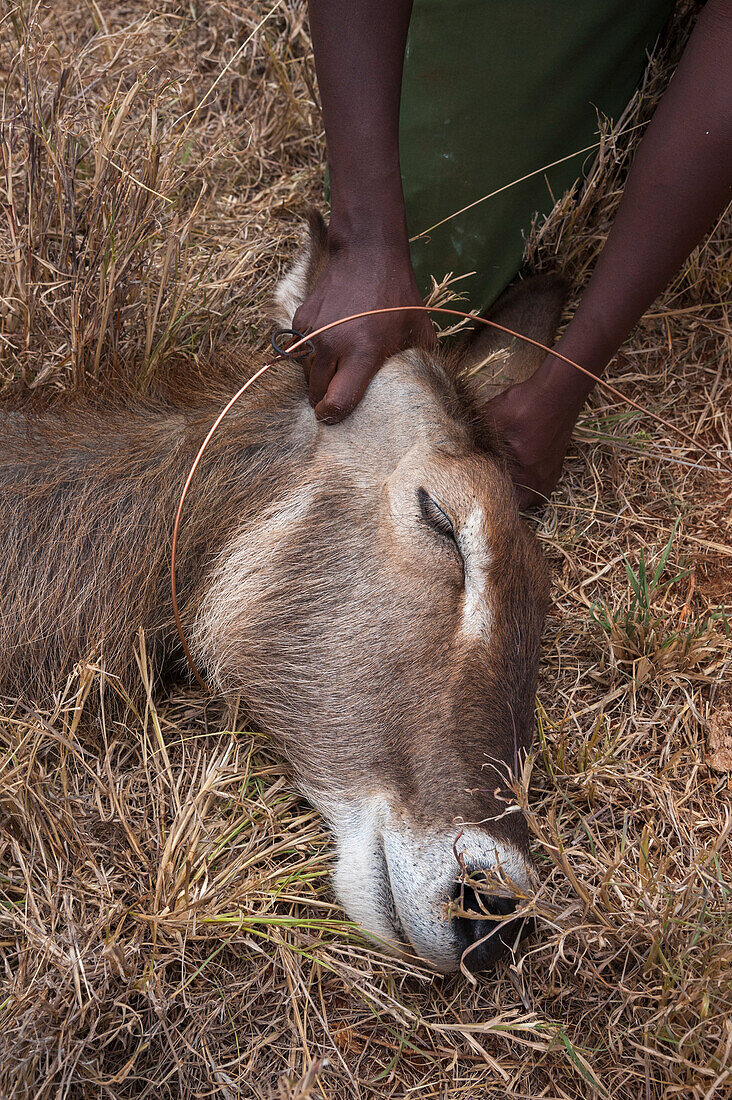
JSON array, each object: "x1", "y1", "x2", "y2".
[{"x1": 451, "y1": 883, "x2": 531, "y2": 970}]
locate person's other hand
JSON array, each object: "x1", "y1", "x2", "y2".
[
  {"x1": 485, "y1": 372, "x2": 581, "y2": 509},
  {"x1": 293, "y1": 235, "x2": 436, "y2": 422}
]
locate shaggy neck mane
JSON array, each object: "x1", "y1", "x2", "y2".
[{"x1": 0, "y1": 357, "x2": 310, "y2": 700}]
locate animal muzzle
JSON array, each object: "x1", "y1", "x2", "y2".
[{"x1": 328, "y1": 799, "x2": 535, "y2": 974}]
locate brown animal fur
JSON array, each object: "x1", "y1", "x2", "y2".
[{"x1": 0, "y1": 361, "x2": 308, "y2": 700}]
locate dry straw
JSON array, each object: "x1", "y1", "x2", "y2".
[{"x1": 1, "y1": 2, "x2": 731, "y2": 1098}]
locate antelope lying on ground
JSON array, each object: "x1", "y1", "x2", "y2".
[{"x1": 0, "y1": 216, "x2": 563, "y2": 973}]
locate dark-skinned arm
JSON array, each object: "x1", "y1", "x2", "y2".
[
  {"x1": 294, "y1": 0, "x2": 435, "y2": 422},
  {"x1": 487, "y1": 0, "x2": 732, "y2": 506}
]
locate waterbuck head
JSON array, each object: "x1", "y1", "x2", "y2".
[{"x1": 193, "y1": 216, "x2": 562, "y2": 973}]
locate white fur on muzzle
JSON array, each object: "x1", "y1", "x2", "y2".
[{"x1": 323, "y1": 796, "x2": 534, "y2": 973}]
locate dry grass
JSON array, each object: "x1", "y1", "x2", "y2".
[{"x1": 1, "y1": 1, "x2": 731, "y2": 1097}]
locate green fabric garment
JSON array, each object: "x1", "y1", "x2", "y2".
[{"x1": 400, "y1": 0, "x2": 675, "y2": 313}]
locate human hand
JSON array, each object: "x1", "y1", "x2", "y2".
[
  {"x1": 484, "y1": 371, "x2": 582, "y2": 509},
  {"x1": 293, "y1": 234, "x2": 436, "y2": 422}
]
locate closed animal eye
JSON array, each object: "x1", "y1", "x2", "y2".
[{"x1": 417, "y1": 487, "x2": 457, "y2": 545}]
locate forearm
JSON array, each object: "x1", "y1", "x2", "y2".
[
  {"x1": 293, "y1": 2, "x2": 433, "y2": 422},
  {"x1": 307, "y1": 0, "x2": 414, "y2": 243},
  {"x1": 542, "y1": 0, "x2": 732, "y2": 410}
]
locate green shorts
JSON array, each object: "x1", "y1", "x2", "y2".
[{"x1": 400, "y1": 0, "x2": 675, "y2": 312}]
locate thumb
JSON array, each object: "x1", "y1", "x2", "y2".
[{"x1": 314, "y1": 358, "x2": 377, "y2": 423}]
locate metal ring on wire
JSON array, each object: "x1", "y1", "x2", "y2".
[{"x1": 271, "y1": 327, "x2": 316, "y2": 360}]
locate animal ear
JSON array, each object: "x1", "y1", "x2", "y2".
[
  {"x1": 453, "y1": 274, "x2": 568, "y2": 405},
  {"x1": 271, "y1": 209, "x2": 329, "y2": 325}
]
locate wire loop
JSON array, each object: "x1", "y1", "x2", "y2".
[{"x1": 271, "y1": 327, "x2": 315, "y2": 360}]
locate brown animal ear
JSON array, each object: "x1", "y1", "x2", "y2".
[
  {"x1": 271, "y1": 210, "x2": 329, "y2": 325},
  {"x1": 453, "y1": 274, "x2": 568, "y2": 405}
]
